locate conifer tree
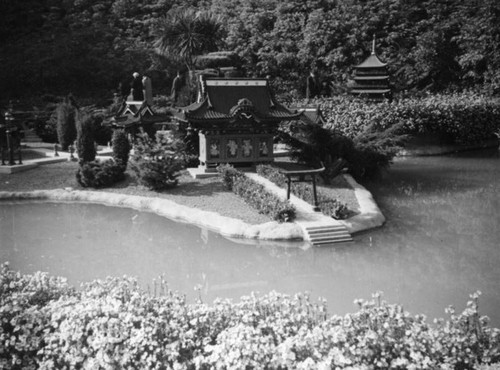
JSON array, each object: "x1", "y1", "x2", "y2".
[
  {"x1": 56, "y1": 95, "x2": 77, "y2": 151},
  {"x1": 75, "y1": 109, "x2": 96, "y2": 164}
]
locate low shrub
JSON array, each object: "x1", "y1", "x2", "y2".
[
  {"x1": 217, "y1": 163, "x2": 244, "y2": 190},
  {"x1": 279, "y1": 116, "x2": 404, "y2": 181},
  {"x1": 217, "y1": 164, "x2": 296, "y2": 223},
  {"x1": 76, "y1": 159, "x2": 125, "y2": 188},
  {"x1": 1, "y1": 264, "x2": 499, "y2": 369},
  {"x1": 129, "y1": 131, "x2": 186, "y2": 191},
  {"x1": 257, "y1": 164, "x2": 351, "y2": 220},
  {"x1": 34, "y1": 116, "x2": 58, "y2": 143}
]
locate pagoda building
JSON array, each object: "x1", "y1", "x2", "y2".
[
  {"x1": 171, "y1": 77, "x2": 303, "y2": 174},
  {"x1": 350, "y1": 36, "x2": 392, "y2": 101}
]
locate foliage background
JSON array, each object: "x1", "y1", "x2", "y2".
[{"x1": 1, "y1": 0, "x2": 500, "y2": 102}]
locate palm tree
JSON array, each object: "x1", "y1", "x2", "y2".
[{"x1": 154, "y1": 9, "x2": 225, "y2": 72}]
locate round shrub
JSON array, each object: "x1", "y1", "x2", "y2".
[
  {"x1": 217, "y1": 163, "x2": 244, "y2": 190},
  {"x1": 34, "y1": 116, "x2": 58, "y2": 143},
  {"x1": 76, "y1": 159, "x2": 125, "y2": 188}
]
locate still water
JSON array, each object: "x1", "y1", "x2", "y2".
[{"x1": 1, "y1": 150, "x2": 499, "y2": 326}]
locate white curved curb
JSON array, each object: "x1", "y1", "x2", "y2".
[
  {"x1": 0, "y1": 189, "x2": 303, "y2": 241},
  {"x1": 0, "y1": 175, "x2": 385, "y2": 242},
  {"x1": 338, "y1": 174, "x2": 386, "y2": 234}
]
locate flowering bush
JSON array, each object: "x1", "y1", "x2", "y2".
[
  {"x1": 217, "y1": 164, "x2": 296, "y2": 223},
  {"x1": 1, "y1": 264, "x2": 499, "y2": 369},
  {"x1": 257, "y1": 164, "x2": 351, "y2": 220}
]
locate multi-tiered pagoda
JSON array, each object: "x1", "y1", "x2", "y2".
[{"x1": 350, "y1": 37, "x2": 392, "y2": 101}]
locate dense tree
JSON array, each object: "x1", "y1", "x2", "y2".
[
  {"x1": 454, "y1": 0, "x2": 500, "y2": 94},
  {"x1": 1, "y1": 0, "x2": 500, "y2": 101},
  {"x1": 154, "y1": 8, "x2": 225, "y2": 72}
]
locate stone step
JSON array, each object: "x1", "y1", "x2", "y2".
[
  {"x1": 309, "y1": 230, "x2": 349, "y2": 239},
  {"x1": 23, "y1": 137, "x2": 43, "y2": 143},
  {"x1": 307, "y1": 227, "x2": 346, "y2": 234},
  {"x1": 306, "y1": 224, "x2": 346, "y2": 230},
  {"x1": 22, "y1": 130, "x2": 43, "y2": 142},
  {"x1": 304, "y1": 224, "x2": 353, "y2": 245},
  {"x1": 309, "y1": 233, "x2": 352, "y2": 242},
  {"x1": 312, "y1": 238, "x2": 353, "y2": 246},
  {"x1": 309, "y1": 233, "x2": 350, "y2": 240}
]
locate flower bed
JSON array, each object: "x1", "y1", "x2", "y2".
[
  {"x1": 1, "y1": 264, "x2": 499, "y2": 369},
  {"x1": 256, "y1": 164, "x2": 351, "y2": 220}
]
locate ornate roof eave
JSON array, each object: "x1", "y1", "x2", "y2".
[
  {"x1": 104, "y1": 113, "x2": 171, "y2": 127},
  {"x1": 173, "y1": 102, "x2": 302, "y2": 124},
  {"x1": 183, "y1": 114, "x2": 283, "y2": 125},
  {"x1": 356, "y1": 54, "x2": 387, "y2": 68},
  {"x1": 269, "y1": 109, "x2": 303, "y2": 120},
  {"x1": 171, "y1": 99, "x2": 212, "y2": 122}
]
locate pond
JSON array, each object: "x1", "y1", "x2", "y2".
[{"x1": 1, "y1": 149, "x2": 499, "y2": 327}]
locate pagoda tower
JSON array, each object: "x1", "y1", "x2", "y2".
[{"x1": 350, "y1": 36, "x2": 392, "y2": 101}]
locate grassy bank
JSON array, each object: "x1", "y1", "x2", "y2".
[{"x1": 0, "y1": 160, "x2": 359, "y2": 225}]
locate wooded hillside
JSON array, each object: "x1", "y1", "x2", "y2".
[{"x1": 1, "y1": 0, "x2": 499, "y2": 101}]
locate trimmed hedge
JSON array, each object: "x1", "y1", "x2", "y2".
[
  {"x1": 256, "y1": 164, "x2": 351, "y2": 220},
  {"x1": 1, "y1": 263, "x2": 499, "y2": 369},
  {"x1": 303, "y1": 93, "x2": 500, "y2": 146},
  {"x1": 217, "y1": 164, "x2": 296, "y2": 223}
]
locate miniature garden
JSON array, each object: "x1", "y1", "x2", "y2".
[{"x1": 2, "y1": 0, "x2": 500, "y2": 368}]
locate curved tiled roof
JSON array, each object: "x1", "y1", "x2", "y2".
[
  {"x1": 103, "y1": 101, "x2": 171, "y2": 128},
  {"x1": 356, "y1": 53, "x2": 387, "y2": 68},
  {"x1": 172, "y1": 78, "x2": 301, "y2": 124}
]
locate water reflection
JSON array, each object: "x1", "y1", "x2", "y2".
[{"x1": 0, "y1": 149, "x2": 499, "y2": 326}]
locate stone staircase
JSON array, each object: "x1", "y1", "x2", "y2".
[
  {"x1": 304, "y1": 225, "x2": 353, "y2": 246},
  {"x1": 22, "y1": 129, "x2": 43, "y2": 144}
]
